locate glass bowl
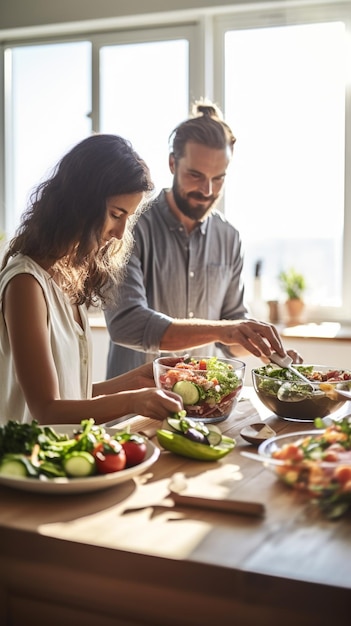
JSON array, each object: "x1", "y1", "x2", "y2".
[
  {"x1": 252, "y1": 364, "x2": 351, "y2": 422},
  {"x1": 153, "y1": 355, "x2": 245, "y2": 423},
  {"x1": 257, "y1": 419, "x2": 351, "y2": 517}
]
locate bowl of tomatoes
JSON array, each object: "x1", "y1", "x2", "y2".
[
  {"x1": 153, "y1": 355, "x2": 245, "y2": 423},
  {"x1": 256, "y1": 417, "x2": 351, "y2": 518}
]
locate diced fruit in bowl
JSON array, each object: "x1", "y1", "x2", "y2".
[
  {"x1": 153, "y1": 356, "x2": 245, "y2": 423},
  {"x1": 257, "y1": 416, "x2": 351, "y2": 518},
  {"x1": 252, "y1": 364, "x2": 351, "y2": 422},
  {"x1": 156, "y1": 412, "x2": 236, "y2": 461}
]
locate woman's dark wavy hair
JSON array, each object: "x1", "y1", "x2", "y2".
[
  {"x1": 2, "y1": 134, "x2": 154, "y2": 307},
  {"x1": 169, "y1": 99, "x2": 236, "y2": 162}
]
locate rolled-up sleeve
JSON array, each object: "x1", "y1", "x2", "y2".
[{"x1": 104, "y1": 245, "x2": 173, "y2": 354}]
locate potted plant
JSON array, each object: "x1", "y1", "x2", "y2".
[{"x1": 278, "y1": 268, "x2": 306, "y2": 325}]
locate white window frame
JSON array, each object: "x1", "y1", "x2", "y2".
[
  {"x1": 1, "y1": 1, "x2": 350, "y2": 323},
  {"x1": 0, "y1": 21, "x2": 203, "y2": 237},
  {"x1": 213, "y1": 1, "x2": 351, "y2": 323}
]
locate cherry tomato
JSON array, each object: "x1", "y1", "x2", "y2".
[
  {"x1": 121, "y1": 436, "x2": 147, "y2": 467},
  {"x1": 93, "y1": 439, "x2": 126, "y2": 474}
]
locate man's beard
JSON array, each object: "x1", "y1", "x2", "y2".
[{"x1": 172, "y1": 176, "x2": 218, "y2": 222}]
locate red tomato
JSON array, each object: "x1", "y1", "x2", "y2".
[
  {"x1": 273, "y1": 444, "x2": 304, "y2": 462},
  {"x1": 121, "y1": 438, "x2": 147, "y2": 467},
  {"x1": 93, "y1": 439, "x2": 126, "y2": 474},
  {"x1": 333, "y1": 465, "x2": 351, "y2": 485}
]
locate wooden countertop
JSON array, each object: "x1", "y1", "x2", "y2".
[{"x1": 1, "y1": 392, "x2": 351, "y2": 626}]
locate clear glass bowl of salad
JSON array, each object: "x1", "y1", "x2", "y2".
[
  {"x1": 257, "y1": 417, "x2": 351, "y2": 518},
  {"x1": 252, "y1": 364, "x2": 351, "y2": 422},
  {"x1": 153, "y1": 355, "x2": 246, "y2": 423}
]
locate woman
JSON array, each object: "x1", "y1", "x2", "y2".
[{"x1": 0, "y1": 134, "x2": 183, "y2": 425}]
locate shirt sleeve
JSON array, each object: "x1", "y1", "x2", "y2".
[{"x1": 104, "y1": 241, "x2": 173, "y2": 353}]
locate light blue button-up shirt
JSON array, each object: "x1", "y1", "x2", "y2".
[{"x1": 104, "y1": 189, "x2": 248, "y2": 378}]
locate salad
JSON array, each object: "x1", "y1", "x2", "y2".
[
  {"x1": 0, "y1": 418, "x2": 147, "y2": 480},
  {"x1": 270, "y1": 417, "x2": 351, "y2": 518},
  {"x1": 157, "y1": 356, "x2": 243, "y2": 420},
  {"x1": 253, "y1": 364, "x2": 351, "y2": 398}
]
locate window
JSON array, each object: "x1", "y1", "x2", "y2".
[
  {"x1": 99, "y1": 37, "x2": 189, "y2": 193},
  {"x1": 223, "y1": 20, "x2": 346, "y2": 317},
  {"x1": 4, "y1": 41, "x2": 92, "y2": 236},
  {"x1": 1, "y1": 1, "x2": 350, "y2": 322},
  {"x1": 3, "y1": 26, "x2": 193, "y2": 237}
]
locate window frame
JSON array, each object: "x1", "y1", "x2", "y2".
[
  {"x1": 1, "y1": 1, "x2": 350, "y2": 323},
  {"x1": 213, "y1": 1, "x2": 351, "y2": 323}
]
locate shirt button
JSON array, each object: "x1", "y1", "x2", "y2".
[
  {"x1": 189, "y1": 311, "x2": 194, "y2": 318},
  {"x1": 189, "y1": 271, "x2": 194, "y2": 278}
]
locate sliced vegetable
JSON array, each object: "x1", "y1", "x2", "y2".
[
  {"x1": 0, "y1": 454, "x2": 38, "y2": 478},
  {"x1": 0, "y1": 419, "x2": 148, "y2": 481},
  {"x1": 158, "y1": 356, "x2": 243, "y2": 419},
  {"x1": 164, "y1": 416, "x2": 222, "y2": 447},
  {"x1": 63, "y1": 451, "x2": 96, "y2": 477},
  {"x1": 172, "y1": 380, "x2": 200, "y2": 405},
  {"x1": 206, "y1": 430, "x2": 223, "y2": 446},
  {"x1": 157, "y1": 415, "x2": 236, "y2": 461}
]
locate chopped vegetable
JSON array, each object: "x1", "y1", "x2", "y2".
[
  {"x1": 270, "y1": 416, "x2": 351, "y2": 518},
  {"x1": 253, "y1": 364, "x2": 351, "y2": 400},
  {"x1": 156, "y1": 415, "x2": 235, "y2": 461},
  {"x1": 0, "y1": 454, "x2": 39, "y2": 478},
  {"x1": 158, "y1": 356, "x2": 243, "y2": 419},
  {"x1": 63, "y1": 451, "x2": 96, "y2": 477},
  {"x1": 0, "y1": 419, "x2": 147, "y2": 480}
]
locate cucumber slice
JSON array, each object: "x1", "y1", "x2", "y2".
[
  {"x1": 167, "y1": 417, "x2": 184, "y2": 433},
  {"x1": 172, "y1": 381, "x2": 200, "y2": 405},
  {"x1": 206, "y1": 430, "x2": 222, "y2": 446},
  {"x1": 0, "y1": 454, "x2": 38, "y2": 478},
  {"x1": 63, "y1": 451, "x2": 96, "y2": 477}
]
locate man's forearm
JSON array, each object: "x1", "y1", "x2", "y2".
[{"x1": 159, "y1": 318, "x2": 246, "y2": 352}]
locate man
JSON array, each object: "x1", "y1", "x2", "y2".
[{"x1": 104, "y1": 100, "x2": 299, "y2": 378}]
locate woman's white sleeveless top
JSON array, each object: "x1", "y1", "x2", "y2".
[{"x1": 0, "y1": 254, "x2": 92, "y2": 424}]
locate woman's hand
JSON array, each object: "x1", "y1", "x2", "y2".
[{"x1": 128, "y1": 387, "x2": 183, "y2": 421}]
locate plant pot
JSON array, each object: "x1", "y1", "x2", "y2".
[{"x1": 285, "y1": 298, "x2": 304, "y2": 326}]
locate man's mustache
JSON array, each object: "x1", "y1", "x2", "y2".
[{"x1": 188, "y1": 192, "x2": 214, "y2": 201}]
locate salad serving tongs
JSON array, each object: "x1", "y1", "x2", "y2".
[
  {"x1": 270, "y1": 352, "x2": 313, "y2": 385},
  {"x1": 270, "y1": 352, "x2": 317, "y2": 402}
]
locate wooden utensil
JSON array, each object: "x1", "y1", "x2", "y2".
[{"x1": 168, "y1": 473, "x2": 265, "y2": 517}]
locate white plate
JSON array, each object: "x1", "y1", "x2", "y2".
[{"x1": 0, "y1": 424, "x2": 160, "y2": 494}]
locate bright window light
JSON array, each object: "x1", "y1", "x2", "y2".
[{"x1": 224, "y1": 21, "x2": 346, "y2": 308}]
